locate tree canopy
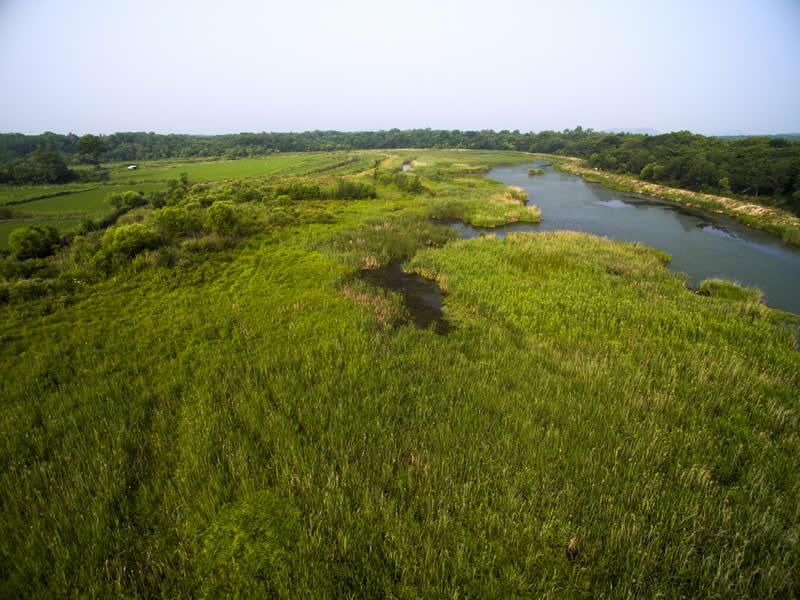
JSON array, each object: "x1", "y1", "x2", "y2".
[{"x1": 75, "y1": 134, "x2": 106, "y2": 166}]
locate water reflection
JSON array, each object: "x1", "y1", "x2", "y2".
[
  {"x1": 360, "y1": 263, "x2": 450, "y2": 334},
  {"x1": 478, "y1": 162, "x2": 800, "y2": 315}
]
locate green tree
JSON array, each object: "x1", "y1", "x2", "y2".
[
  {"x1": 15, "y1": 145, "x2": 73, "y2": 183},
  {"x1": 76, "y1": 134, "x2": 106, "y2": 166}
]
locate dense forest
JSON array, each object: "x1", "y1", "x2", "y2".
[{"x1": 2, "y1": 128, "x2": 799, "y2": 213}]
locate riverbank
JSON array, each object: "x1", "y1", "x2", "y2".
[{"x1": 533, "y1": 154, "x2": 800, "y2": 246}]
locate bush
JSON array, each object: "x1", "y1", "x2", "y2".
[
  {"x1": 274, "y1": 182, "x2": 321, "y2": 201},
  {"x1": 204, "y1": 201, "x2": 239, "y2": 235},
  {"x1": 152, "y1": 206, "x2": 202, "y2": 239},
  {"x1": 102, "y1": 223, "x2": 161, "y2": 257},
  {"x1": 265, "y1": 209, "x2": 295, "y2": 227},
  {"x1": 8, "y1": 225, "x2": 62, "y2": 260},
  {"x1": 150, "y1": 247, "x2": 181, "y2": 268},
  {"x1": 332, "y1": 179, "x2": 377, "y2": 199},
  {"x1": 0, "y1": 256, "x2": 57, "y2": 281},
  {"x1": 0, "y1": 278, "x2": 68, "y2": 304},
  {"x1": 69, "y1": 235, "x2": 97, "y2": 265},
  {"x1": 181, "y1": 233, "x2": 236, "y2": 253},
  {"x1": 108, "y1": 191, "x2": 146, "y2": 210}
]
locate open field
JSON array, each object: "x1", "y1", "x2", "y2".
[
  {"x1": 103, "y1": 152, "x2": 378, "y2": 184},
  {"x1": 0, "y1": 154, "x2": 379, "y2": 247},
  {"x1": 0, "y1": 218, "x2": 84, "y2": 248},
  {"x1": 0, "y1": 185, "x2": 162, "y2": 248},
  {"x1": 0, "y1": 183, "x2": 97, "y2": 206},
  {"x1": 1, "y1": 150, "x2": 799, "y2": 597}
]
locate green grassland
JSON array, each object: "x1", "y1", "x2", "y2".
[
  {"x1": 1, "y1": 150, "x2": 799, "y2": 597},
  {"x1": 0, "y1": 184, "x2": 98, "y2": 206},
  {"x1": 0, "y1": 185, "x2": 161, "y2": 248},
  {"x1": 104, "y1": 152, "x2": 378, "y2": 184},
  {"x1": 0, "y1": 218, "x2": 84, "y2": 248},
  {"x1": 0, "y1": 153, "x2": 377, "y2": 248},
  {"x1": 11, "y1": 185, "x2": 155, "y2": 217}
]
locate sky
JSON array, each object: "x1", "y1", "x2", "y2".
[{"x1": 1, "y1": 0, "x2": 799, "y2": 136}]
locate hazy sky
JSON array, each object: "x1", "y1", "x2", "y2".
[{"x1": 1, "y1": 0, "x2": 798, "y2": 136}]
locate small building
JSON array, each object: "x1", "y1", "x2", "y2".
[{"x1": 127, "y1": 165, "x2": 138, "y2": 170}]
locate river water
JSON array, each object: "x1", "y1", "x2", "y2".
[{"x1": 461, "y1": 162, "x2": 800, "y2": 315}]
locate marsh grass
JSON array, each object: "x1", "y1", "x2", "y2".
[
  {"x1": 1, "y1": 150, "x2": 799, "y2": 598},
  {"x1": 424, "y1": 167, "x2": 542, "y2": 228},
  {"x1": 697, "y1": 278, "x2": 763, "y2": 302}
]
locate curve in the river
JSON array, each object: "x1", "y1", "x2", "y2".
[{"x1": 472, "y1": 162, "x2": 800, "y2": 315}]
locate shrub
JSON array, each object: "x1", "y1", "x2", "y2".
[
  {"x1": 265, "y1": 209, "x2": 295, "y2": 227},
  {"x1": 69, "y1": 235, "x2": 97, "y2": 265},
  {"x1": 332, "y1": 179, "x2": 377, "y2": 199},
  {"x1": 150, "y1": 247, "x2": 181, "y2": 268},
  {"x1": 204, "y1": 201, "x2": 239, "y2": 235},
  {"x1": 108, "y1": 191, "x2": 146, "y2": 210},
  {"x1": 0, "y1": 256, "x2": 57, "y2": 281},
  {"x1": 153, "y1": 206, "x2": 202, "y2": 239},
  {"x1": 181, "y1": 233, "x2": 236, "y2": 253},
  {"x1": 8, "y1": 225, "x2": 62, "y2": 260},
  {"x1": 274, "y1": 182, "x2": 321, "y2": 201},
  {"x1": 102, "y1": 223, "x2": 161, "y2": 257},
  {"x1": 0, "y1": 278, "x2": 67, "y2": 303}
]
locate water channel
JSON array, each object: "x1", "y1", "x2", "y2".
[
  {"x1": 465, "y1": 162, "x2": 800, "y2": 315},
  {"x1": 360, "y1": 263, "x2": 450, "y2": 334}
]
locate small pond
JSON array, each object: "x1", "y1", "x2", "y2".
[{"x1": 360, "y1": 263, "x2": 450, "y2": 334}]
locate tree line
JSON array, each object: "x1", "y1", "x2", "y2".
[{"x1": 2, "y1": 128, "x2": 799, "y2": 213}]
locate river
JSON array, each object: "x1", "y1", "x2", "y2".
[{"x1": 460, "y1": 162, "x2": 800, "y2": 315}]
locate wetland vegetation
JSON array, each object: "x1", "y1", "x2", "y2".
[{"x1": 1, "y1": 146, "x2": 799, "y2": 597}]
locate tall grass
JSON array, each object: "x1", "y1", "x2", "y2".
[{"x1": 1, "y1": 150, "x2": 798, "y2": 597}]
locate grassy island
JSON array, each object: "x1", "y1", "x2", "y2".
[{"x1": 1, "y1": 150, "x2": 798, "y2": 597}]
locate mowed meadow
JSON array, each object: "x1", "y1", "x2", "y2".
[{"x1": 1, "y1": 150, "x2": 799, "y2": 598}]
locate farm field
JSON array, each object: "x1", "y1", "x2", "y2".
[
  {"x1": 0, "y1": 153, "x2": 378, "y2": 247},
  {"x1": 1, "y1": 150, "x2": 798, "y2": 598},
  {"x1": 0, "y1": 218, "x2": 84, "y2": 248},
  {"x1": 0, "y1": 184, "x2": 96, "y2": 206},
  {"x1": 103, "y1": 152, "x2": 378, "y2": 184},
  {"x1": 0, "y1": 185, "x2": 160, "y2": 248}
]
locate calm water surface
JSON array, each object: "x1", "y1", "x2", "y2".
[
  {"x1": 360, "y1": 263, "x2": 450, "y2": 334},
  {"x1": 470, "y1": 163, "x2": 800, "y2": 314}
]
